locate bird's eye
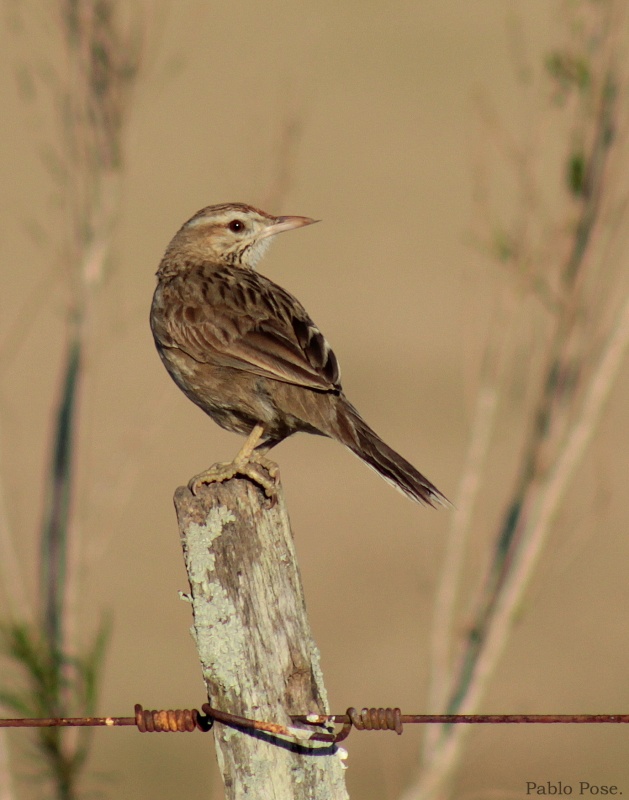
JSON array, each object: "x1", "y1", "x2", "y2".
[{"x1": 228, "y1": 219, "x2": 245, "y2": 233}]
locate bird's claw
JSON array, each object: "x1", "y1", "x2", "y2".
[{"x1": 189, "y1": 457, "x2": 280, "y2": 507}]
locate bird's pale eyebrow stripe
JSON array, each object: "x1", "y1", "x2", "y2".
[
  {"x1": 183, "y1": 203, "x2": 270, "y2": 229},
  {"x1": 186, "y1": 215, "x2": 223, "y2": 228}
]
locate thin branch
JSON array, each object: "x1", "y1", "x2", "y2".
[
  {"x1": 407, "y1": 5, "x2": 629, "y2": 798},
  {"x1": 1, "y1": 3, "x2": 141, "y2": 798},
  {"x1": 444, "y1": 61, "x2": 617, "y2": 723},
  {"x1": 423, "y1": 287, "x2": 514, "y2": 763},
  {"x1": 410, "y1": 285, "x2": 629, "y2": 800},
  {"x1": 39, "y1": 332, "x2": 81, "y2": 657}
]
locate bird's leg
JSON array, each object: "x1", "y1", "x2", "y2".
[
  {"x1": 248, "y1": 437, "x2": 282, "y2": 488},
  {"x1": 188, "y1": 423, "x2": 280, "y2": 504}
]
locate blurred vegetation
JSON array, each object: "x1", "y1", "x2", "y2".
[
  {"x1": 2, "y1": 2, "x2": 628, "y2": 799},
  {"x1": 415, "y1": 2, "x2": 629, "y2": 798},
  {"x1": 0, "y1": 2, "x2": 140, "y2": 798}
]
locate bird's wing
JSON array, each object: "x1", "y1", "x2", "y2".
[{"x1": 159, "y1": 267, "x2": 342, "y2": 392}]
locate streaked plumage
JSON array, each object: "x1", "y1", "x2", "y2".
[{"x1": 150, "y1": 202, "x2": 446, "y2": 507}]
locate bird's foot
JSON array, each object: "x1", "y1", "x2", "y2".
[
  {"x1": 188, "y1": 455, "x2": 281, "y2": 507},
  {"x1": 249, "y1": 451, "x2": 281, "y2": 483}
]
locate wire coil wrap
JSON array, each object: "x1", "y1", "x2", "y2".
[
  {"x1": 348, "y1": 707, "x2": 403, "y2": 734},
  {"x1": 134, "y1": 704, "x2": 212, "y2": 733},
  {"x1": 132, "y1": 703, "x2": 404, "y2": 741}
]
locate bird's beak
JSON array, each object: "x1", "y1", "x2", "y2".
[{"x1": 260, "y1": 215, "x2": 320, "y2": 239}]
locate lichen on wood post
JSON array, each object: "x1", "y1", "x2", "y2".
[{"x1": 174, "y1": 476, "x2": 349, "y2": 799}]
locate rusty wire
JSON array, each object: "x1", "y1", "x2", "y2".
[{"x1": 1, "y1": 705, "x2": 629, "y2": 743}]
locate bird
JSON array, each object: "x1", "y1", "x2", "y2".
[{"x1": 150, "y1": 202, "x2": 446, "y2": 507}]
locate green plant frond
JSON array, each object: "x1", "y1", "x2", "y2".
[
  {"x1": 0, "y1": 622, "x2": 65, "y2": 713},
  {"x1": 0, "y1": 616, "x2": 111, "y2": 723},
  {"x1": 546, "y1": 51, "x2": 591, "y2": 94},
  {"x1": 567, "y1": 151, "x2": 587, "y2": 195},
  {"x1": 0, "y1": 688, "x2": 40, "y2": 718},
  {"x1": 492, "y1": 228, "x2": 517, "y2": 263}
]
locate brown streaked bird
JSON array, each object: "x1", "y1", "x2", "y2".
[{"x1": 150, "y1": 202, "x2": 446, "y2": 507}]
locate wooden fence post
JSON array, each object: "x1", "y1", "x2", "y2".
[{"x1": 174, "y1": 476, "x2": 349, "y2": 799}]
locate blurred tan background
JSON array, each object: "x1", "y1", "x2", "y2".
[{"x1": 2, "y1": 2, "x2": 629, "y2": 798}]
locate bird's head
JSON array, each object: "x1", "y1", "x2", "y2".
[{"x1": 162, "y1": 202, "x2": 318, "y2": 272}]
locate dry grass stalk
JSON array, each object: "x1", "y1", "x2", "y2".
[
  {"x1": 41, "y1": 0, "x2": 140, "y2": 670},
  {"x1": 404, "y1": 3, "x2": 629, "y2": 797},
  {"x1": 1, "y1": 3, "x2": 141, "y2": 798}
]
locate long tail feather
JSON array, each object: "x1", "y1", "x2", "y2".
[{"x1": 334, "y1": 397, "x2": 447, "y2": 508}]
